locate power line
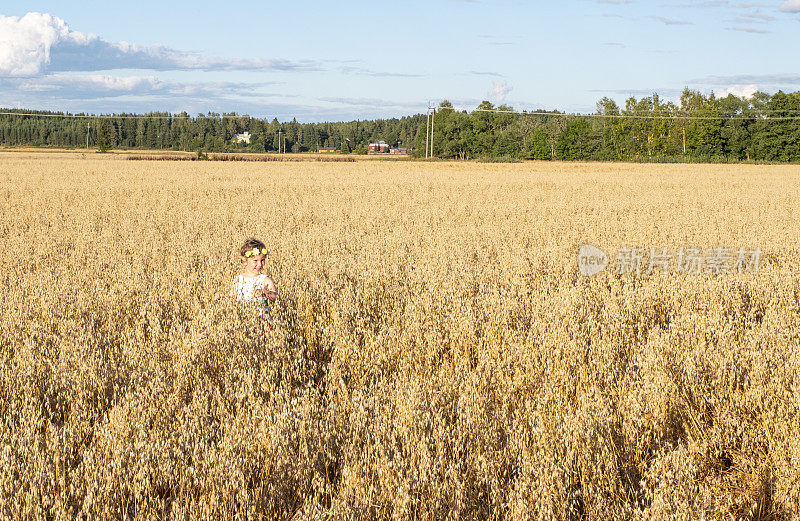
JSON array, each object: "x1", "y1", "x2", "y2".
[
  {"x1": 0, "y1": 111, "x2": 198, "y2": 119},
  {"x1": 432, "y1": 106, "x2": 800, "y2": 121},
  {"x1": 3, "y1": 108, "x2": 800, "y2": 122}
]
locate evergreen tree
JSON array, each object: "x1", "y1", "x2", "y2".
[{"x1": 96, "y1": 119, "x2": 112, "y2": 152}]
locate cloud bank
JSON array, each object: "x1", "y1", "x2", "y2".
[
  {"x1": 779, "y1": 0, "x2": 800, "y2": 13},
  {"x1": 690, "y1": 73, "x2": 800, "y2": 84},
  {"x1": 2, "y1": 74, "x2": 283, "y2": 100},
  {"x1": 0, "y1": 12, "x2": 319, "y2": 77}
]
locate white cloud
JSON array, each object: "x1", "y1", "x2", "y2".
[
  {"x1": 488, "y1": 80, "x2": 512, "y2": 104},
  {"x1": 470, "y1": 70, "x2": 503, "y2": 77},
  {"x1": 338, "y1": 65, "x2": 422, "y2": 78},
  {"x1": 590, "y1": 88, "x2": 683, "y2": 97},
  {"x1": 728, "y1": 25, "x2": 771, "y2": 32},
  {"x1": 649, "y1": 15, "x2": 693, "y2": 25},
  {"x1": 0, "y1": 12, "x2": 91, "y2": 76},
  {"x1": 0, "y1": 73, "x2": 285, "y2": 102},
  {"x1": 0, "y1": 12, "x2": 320, "y2": 77},
  {"x1": 15, "y1": 74, "x2": 160, "y2": 95},
  {"x1": 779, "y1": 0, "x2": 800, "y2": 12},
  {"x1": 75, "y1": 74, "x2": 159, "y2": 92},
  {"x1": 690, "y1": 73, "x2": 800, "y2": 84},
  {"x1": 16, "y1": 74, "x2": 177, "y2": 99},
  {"x1": 318, "y1": 97, "x2": 423, "y2": 111},
  {"x1": 733, "y1": 11, "x2": 775, "y2": 21},
  {"x1": 715, "y1": 84, "x2": 759, "y2": 98}
]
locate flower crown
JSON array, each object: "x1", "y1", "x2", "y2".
[{"x1": 244, "y1": 247, "x2": 268, "y2": 257}]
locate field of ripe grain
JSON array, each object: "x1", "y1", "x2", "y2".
[{"x1": 1, "y1": 151, "x2": 799, "y2": 520}]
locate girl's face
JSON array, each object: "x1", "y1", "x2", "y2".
[{"x1": 242, "y1": 254, "x2": 265, "y2": 277}]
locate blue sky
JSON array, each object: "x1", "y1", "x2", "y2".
[{"x1": 1, "y1": 0, "x2": 798, "y2": 122}]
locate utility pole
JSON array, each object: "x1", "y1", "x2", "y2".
[
  {"x1": 682, "y1": 129, "x2": 686, "y2": 154},
  {"x1": 86, "y1": 122, "x2": 90, "y2": 149},
  {"x1": 278, "y1": 130, "x2": 282, "y2": 153},
  {"x1": 425, "y1": 104, "x2": 431, "y2": 159},
  {"x1": 430, "y1": 107, "x2": 435, "y2": 159}
]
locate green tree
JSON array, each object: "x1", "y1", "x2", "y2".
[
  {"x1": 96, "y1": 119, "x2": 113, "y2": 153},
  {"x1": 557, "y1": 118, "x2": 597, "y2": 160},
  {"x1": 680, "y1": 88, "x2": 723, "y2": 159},
  {"x1": 525, "y1": 127, "x2": 551, "y2": 160}
]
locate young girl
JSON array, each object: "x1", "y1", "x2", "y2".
[{"x1": 231, "y1": 238, "x2": 278, "y2": 320}]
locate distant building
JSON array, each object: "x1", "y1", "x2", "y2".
[
  {"x1": 368, "y1": 140, "x2": 389, "y2": 152},
  {"x1": 389, "y1": 147, "x2": 408, "y2": 155},
  {"x1": 232, "y1": 132, "x2": 251, "y2": 143},
  {"x1": 318, "y1": 147, "x2": 337, "y2": 153}
]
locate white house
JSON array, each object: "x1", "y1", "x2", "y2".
[{"x1": 232, "y1": 132, "x2": 251, "y2": 144}]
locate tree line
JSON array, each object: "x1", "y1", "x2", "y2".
[
  {"x1": 2, "y1": 88, "x2": 799, "y2": 162},
  {"x1": 423, "y1": 89, "x2": 800, "y2": 162},
  {"x1": 0, "y1": 110, "x2": 424, "y2": 155}
]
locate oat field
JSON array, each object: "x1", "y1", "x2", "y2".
[{"x1": 1, "y1": 151, "x2": 799, "y2": 520}]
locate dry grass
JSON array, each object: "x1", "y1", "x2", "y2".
[
  {"x1": 126, "y1": 154, "x2": 199, "y2": 161},
  {"x1": 123, "y1": 153, "x2": 359, "y2": 162},
  {"x1": 1, "y1": 152, "x2": 799, "y2": 520},
  {"x1": 208, "y1": 153, "x2": 356, "y2": 162}
]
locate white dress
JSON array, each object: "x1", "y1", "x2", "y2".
[
  {"x1": 234, "y1": 274, "x2": 272, "y2": 320},
  {"x1": 234, "y1": 273, "x2": 270, "y2": 303}
]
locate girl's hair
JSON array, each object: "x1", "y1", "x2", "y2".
[{"x1": 240, "y1": 237, "x2": 267, "y2": 257}]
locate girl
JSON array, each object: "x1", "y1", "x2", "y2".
[{"x1": 231, "y1": 238, "x2": 278, "y2": 320}]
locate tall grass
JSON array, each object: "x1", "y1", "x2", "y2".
[
  {"x1": 1, "y1": 153, "x2": 799, "y2": 519},
  {"x1": 126, "y1": 153, "x2": 356, "y2": 162}
]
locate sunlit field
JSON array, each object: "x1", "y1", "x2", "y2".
[{"x1": 1, "y1": 150, "x2": 799, "y2": 520}]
